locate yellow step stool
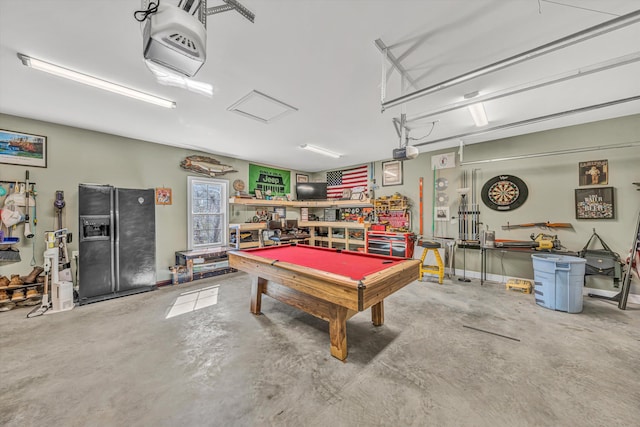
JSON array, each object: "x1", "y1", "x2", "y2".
[
  {"x1": 419, "y1": 240, "x2": 444, "y2": 284},
  {"x1": 505, "y1": 279, "x2": 532, "y2": 294}
]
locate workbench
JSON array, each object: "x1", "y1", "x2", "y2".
[{"x1": 480, "y1": 246, "x2": 577, "y2": 285}]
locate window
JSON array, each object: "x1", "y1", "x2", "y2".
[{"x1": 187, "y1": 176, "x2": 228, "y2": 249}]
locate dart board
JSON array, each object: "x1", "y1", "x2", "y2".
[{"x1": 481, "y1": 175, "x2": 528, "y2": 211}]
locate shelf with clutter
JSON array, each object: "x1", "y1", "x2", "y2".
[
  {"x1": 372, "y1": 193, "x2": 412, "y2": 232},
  {"x1": 229, "y1": 197, "x2": 372, "y2": 208}
]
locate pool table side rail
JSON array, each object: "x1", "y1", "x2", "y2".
[
  {"x1": 229, "y1": 251, "x2": 362, "y2": 311},
  {"x1": 360, "y1": 259, "x2": 421, "y2": 310},
  {"x1": 229, "y1": 251, "x2": 420, "y2": 312}
]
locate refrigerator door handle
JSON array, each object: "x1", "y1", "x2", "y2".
[{"x1": 113, "y1": 188, "x2": 119, "y2": 292}]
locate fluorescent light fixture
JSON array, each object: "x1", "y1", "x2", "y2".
[
  {"x1": 18, "y1": 53, "x2": 176, "y2": 109},
  {"x1": 299, "y1": 144, "x2": 341, "y2": 158},
  {"x1": 468, "y1": 103, "x2": 488, "y2": 127}
]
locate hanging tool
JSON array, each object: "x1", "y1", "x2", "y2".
[
  {"x1": 53, "y1": 191, "x2": 73, "y2": 280},
  {"x1": 30, "y1": 183, "x2": 38, "y2": 266},
  {"x1": 24, "y1": 170, "x2": 34, "y2": 239},
  {"x1": 53, "y1": 190, "x2": 72, "y2": 273}
]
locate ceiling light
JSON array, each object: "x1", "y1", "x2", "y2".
[
  {"x1": 464, "y1": 92, "x2": 488, "y2": 127},
  {"x1": 18, "y1": 53, "x2": 176, "y2": 109},
  {"x1": 468, "y1": 103, "x2": 488, "y2": 127},
  {"x1": 299, "y1": 144, "x2": 341, "y2": 158}
]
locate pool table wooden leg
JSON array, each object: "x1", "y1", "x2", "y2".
[
  {"x1": 371, "y1": 300, "x2": 384, "y2": 326},
  {"x1": 250, "y1": 276, "x2": 267, "y2": 314},
  {"x1": 329, "y1": 306, "x2": 349, "y2": 361}
]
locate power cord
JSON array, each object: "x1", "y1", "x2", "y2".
[
  {"x1": 407, "y1": 121, "x2": 437, "y2": 142},
  {"x1": 134, "y1": 0, "x2": 160, "y2": 22}
]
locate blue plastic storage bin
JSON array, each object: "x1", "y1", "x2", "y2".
[{"x1": 531, "y1": 254, "x2": 586, "y2": 313}]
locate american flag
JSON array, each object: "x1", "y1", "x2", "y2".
[{"x1": 326, "y1": 165, "x2": 368, "y2": 199}]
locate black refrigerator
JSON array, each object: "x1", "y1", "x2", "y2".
[{"x1": 78, "y1": 184, "x2": 156, "y2": 305}]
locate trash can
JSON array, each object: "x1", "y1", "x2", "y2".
[{"x1": 531, "y1": 254, "x2": 586, "y2": 313}]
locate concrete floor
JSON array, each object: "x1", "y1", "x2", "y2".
[{"x1": 1, "y1": 272, "x2": 639, "y2": 427}]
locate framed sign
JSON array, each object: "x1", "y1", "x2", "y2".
[
  {"x1": 0, "y1": 129, "x2": 47, "y2": 168},
  {"x1": 579, "y1": 160, "x2": 608, "y2": 186},
  {"x1": 249, "y1": 164, "x2": 291, "y2": 196},
  {"x1": 382, "y1": 160, "x2": 403, "y2": 186},
  {"x1": 575, "y1": 187, "x2": 614, "y2": 219},
  {"x1": 296, "y1": 173, "x2": 309, "y2": 183}
]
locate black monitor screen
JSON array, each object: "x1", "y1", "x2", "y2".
[{"x1": 296, "y1": 182, "x2": 327, "y2": 200}]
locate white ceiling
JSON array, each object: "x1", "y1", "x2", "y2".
[{"x1": 1, "y1": 0, "x2": 639, "y2": 172}]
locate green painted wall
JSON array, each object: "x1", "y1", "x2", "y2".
[{"x1": 2, "y1": 112, "x2": 638, "y2": 296}]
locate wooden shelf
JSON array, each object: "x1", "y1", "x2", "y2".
[
  {"x1": 230, "y1": 198, "x2": 372, "y2": 208},
  {"x1": 229, "y1": 223, "x2": 267, "y2": 231},
  {"x1": 301, "y1": 221, "x2": 370, "y2": 250},
  {"x1": 229, "y1": 223, "x2": 266, "y2": 249},
  {"x1": 298, "y1": 221, "x2": 369, "y2": 228}
]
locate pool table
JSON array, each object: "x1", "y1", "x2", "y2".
[{"x1": 228, "y1": 244, "x2": 420, "y2": 360}]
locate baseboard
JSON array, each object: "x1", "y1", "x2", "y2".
[{"x1": 447, "y1": 269, "x2": 639, "y2": 304}]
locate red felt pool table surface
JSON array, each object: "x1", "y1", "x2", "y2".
[{"x1": 238, "y1": 244, "x2": 407, "y2": 281}]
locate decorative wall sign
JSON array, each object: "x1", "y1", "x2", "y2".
[
  {"x1": 431, "y1": 152, "x2": 456, "y2": 170},
  {"x1": 481, "y1": 175, "x2": 529, "y2": 211},
  {"x1": 382, "y1": 160, "x2": 403, "y2": 186},
  {"x1": 296, "y1": 173, "x2": 309, "y2": 183},
  {"x1": 180, "y1": 155, "x2": 237, "y2": 176},
  {"x1": 155, "y1": 187, "x2": 172, "y2": 205},
  {"x1": 579, "y1": 159, "x2": 608, "y2": 186},
  {"x1": 249, "y1": 164, "x2": 291, "y2": 196},
  {"x1": 0, "y1": 129, "x2": 47, "y2": 168},
  {"x1": 575, "y1": 187, "x2": 614, "y2": 219}
]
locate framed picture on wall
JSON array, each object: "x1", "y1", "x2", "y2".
[
  {"x1": 296, "y1": 173, "x2": 309, "y2": 183},
  {"x1": 579, "y1": 159, "x2": 608, "y2": 186},
  {"x1": 382, "y1": 160, "x2": 403, "y2": 186},
  {"x1": 575, "y1": 187, "x2": 614, "y2": 219},
  {"x1": 435, "y1": 206, "x2": 450, "y2": 222},
  {"x1": 155, "y1": 187, "x2": 172, "y2": 205},
  {"x1": 0, "y1": 129, "x2": 47, "y2": 168}
]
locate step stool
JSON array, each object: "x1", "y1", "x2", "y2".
[
  {"x1": 505, "y1": 279, "x2": 532, "y2": 294},
  {"x1": 419, "y1": 240, "x2": 444, "y2": 284}
]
